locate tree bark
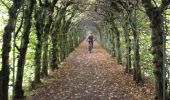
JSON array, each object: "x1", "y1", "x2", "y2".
[
  {"x1": 41, "y1": 36, "x2": 49, "y2": 77},
  {"x1": 60, "y1": 13, "x2": 74, "y2": 61},
  {"x1": 150, "y1": 10, "x2": 163, "y2": 100},
  {"x1": 34, "y1": 7, "x2": 45, "y2": 83},
  {"x1": 41, "y1": 6, "x2": 53, "y2": 77},
  {"x1": 130, "y1": 10, "x2": 143, "y2": 83},
  {"x1": 42, "y1": 0, "x2": 58, "y2": 72},
  {"x1": 132, "y1": 25, "x2": 142, "y2": 83},
  {"x1": 142, "y1": 0, "x2": 165, "y2": 99},
  {"x1": 34, "y1": 29, "x2": 43, "y2": 83},
  {"x1": 14, "y1": 0, "x2": 35, "y2": 98},
  {"x1": 0, "y1": 1, "x2": 23, "y2": 100},
  {"x1": 51, "y1": 14, "x2": 62, "y2": 70},
  {"x1": 112, "y1": 21, "x2": 122, "y2": 64},
  {"x1": 50, "y1": 5, "x2": 69, "y2": 70},
  {"x1": 111, "y1": 30, "x2": 116, "y2": 57},
  {"x1": 123, "y1": 21, "x2": 131, "y2": 73}
]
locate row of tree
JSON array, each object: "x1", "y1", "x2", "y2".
[
  {"x1": 92, "y1": 0, "x2": 170, "y2": 99},
  {"x1": 0, "y1": 0, "x2": 170, "y2": 100},
  {"x1": 0, "y1": 0, "x2": 84, "y2": 99}
]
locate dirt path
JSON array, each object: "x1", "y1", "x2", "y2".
[{"x1": 30, "y1": 41, "x2": 154, "y2": 100}]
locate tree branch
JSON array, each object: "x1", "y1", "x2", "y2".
[
  {"x1": 15, "y1": 44, "x2": 21, "y2": 52},
  {"x1": 152, "y1": 0, "x2": 158, "y2": 7},
  {"x1": 0, "y1": 0, "x2": 10, "y2": 9},
  {"x1": 141, "y1": 0, "x2": 154, "y2": 18},
  {"x1": 38, "y1": 0, "x2": 43, "y2": 6},
  {"x1": 160, "y1": 0, "x2": 170, "y2": 11},
  {"x1": 14, "y1": 14, "x2": 24, "y2": 39}
]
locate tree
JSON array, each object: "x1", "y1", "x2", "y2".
[
  {"x1": 14, "y1": 0, "x2": 35, "y2": 98},
  {"x1": 34, "y1": 6, "x2": 45, "y2": 83},
  {"x1": 122, "y1": 16, "x2": 132, "y2": 73},
  {"x1": 41, "y1": 0, "x2": 57, "y2": 78},
  {"x1": 129, "y1": 7, "x2": 143, "y2": 83},
  {"x1": 50, "y1": 1, "x2": 73, "y2": 70},
  {"x1": 141, "y1": 0, "x2": 170, "y2": 99},
  {"x1": 112, "y1": 20, "x2": 122, "y2": 64},
  {"x1": 0, "y1": 0, "x2": 24, "y2": 99}
]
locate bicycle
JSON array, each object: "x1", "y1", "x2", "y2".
[{"x1": 88, "y1": 41, "x2": 93, "y2": 53}]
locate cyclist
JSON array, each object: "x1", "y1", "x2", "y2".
[{"x1": 86, "y1": 32, "x2": 95, "y2": 51}]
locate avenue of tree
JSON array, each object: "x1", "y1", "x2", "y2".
[{"x1": 0, "y1": 0, "x2": 170, "y2": 100}]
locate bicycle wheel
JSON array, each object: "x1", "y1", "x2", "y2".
[{"x1": 88, "y1": 42, "x2": 92, "y2": 53}]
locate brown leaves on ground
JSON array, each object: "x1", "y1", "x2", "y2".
[{"x1": 29, "y1": 41, "x2": 155, "y2": 100}]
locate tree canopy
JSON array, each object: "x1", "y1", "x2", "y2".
[{"x1": 0, "y1": 0, "x2": 170, "y2": 100}]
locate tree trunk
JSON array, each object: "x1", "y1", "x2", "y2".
[
  {"x1": 0, "y1": 1, "x2": 23, "y2": 100},
  {"x1": 34, "y1": 8, "x2": 45, "y2": 83},
  {"x1": 70, "y1": 34, "x2": 74, "y2": 52},
  {"x1": 111, "y1": 31, "x2": 116, "y2": 57},
  {"x1": 41, "y1": 9, "x2": 53, "y2": 77},
  {"x1": 58, "y1": 32, "x2": 62, "y2": 62},
  {"x1": 60, "y1": 33, "x2": 67, "y2": 61},
  {"x1": 51, "y1": 31, "x2": 59, "y2": 70},
  {"x1": 50, "y1": 7, "x2": 68, "y2": 70},
  {"x1": 130, "y1": 10, "x2": 143, "y2": 83},
  {"x1": 44, "y1": 0, "x2": 58, "y2": 72},
  {"x1": 112, "y1": 21, "x2": 122, "y2": 64},
  {"x1": 142, "y1": 0, "x2": 164, "y2": 99},
  {"x1": 132, "y1": 26, "x2": 142, "y2": 83},
  {"x1": 150, "y1": 12, "x2": 164, "y2": 100},
  {"x1": 123, "y1": 22, "x2": 131, "y2": 73},
  {"x1": 65, "y1": 35, "x2": 69, "y2": 57},
  {"x1": 50, "y1": 16, "x2": 62, "y2": 70},
  {"x1": 60, "y1": 14, "x2": 74, "y2": 61},
  {"x1": 41, "y1": 38, "x2": 49, "y2": 77},
  {"x1": 14, "y1": 0, "x2": 35, "y2": 98},
  {"x1": 63, "y1": 34, "x2": 67, "y2": 59},
  {"x1": 34, "y1": 31, "x2": 43, "y2": 83}
]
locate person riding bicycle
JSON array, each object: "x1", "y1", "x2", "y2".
[{"x1": 86, "y1": 32, "x2": 95, "y2": 48}]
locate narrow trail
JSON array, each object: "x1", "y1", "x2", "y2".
[{"x1": 30, "y1": 41, "x2": 154, "y2": 100}]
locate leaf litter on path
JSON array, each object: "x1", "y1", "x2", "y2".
[{"x1": 29, "y1": 41, "x2": 155, "y2": 100}]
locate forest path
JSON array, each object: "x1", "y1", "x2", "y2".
[{"x1": 30, "y1": 41, "x2": 154, "y2": 100}]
